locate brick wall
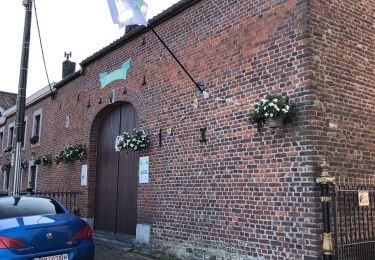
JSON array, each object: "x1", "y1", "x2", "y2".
[
  {"x1": 1, "y1": 0, "x2": 372, "y2": 258},
  {"x1": 309, "y1": 0, "x2": 375, "y2": 185},
  {"x1": 0, "y1": 91, "x2": 16, "y2": 111}
]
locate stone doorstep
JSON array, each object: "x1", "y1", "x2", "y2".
[
  {"x1": 93, "y1": 233, "x2": 134, "y2": 252},
  {"x1": 93, "y1": 232, "x2": 173, "y2": 259}
]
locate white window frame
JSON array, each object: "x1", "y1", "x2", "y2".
[
  {"x1": 3, "y1": 171, "x2": 9, "y2": 192},
  {"x1": 0, "y1": 127, "x2": 4, "y2": 156},
  {"x1": 31, "y1": 109, "x2": 43, "y2": 147},
  {"x1": 7, "y1": 122, "x2": 15, "y2": 147}
]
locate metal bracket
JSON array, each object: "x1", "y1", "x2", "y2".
[{"x1": 200, "y1": 128, "x2": 207, "y2": 143}]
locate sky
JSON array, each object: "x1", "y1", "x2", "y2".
[{"x1": 0, "y1": 0, "x2": 180, "y2": 97}]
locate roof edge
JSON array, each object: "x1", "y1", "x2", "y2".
[
  {"x1": 53, "y1": 70, "x2": 82, "y2": 90},
  {"x1": 0, "y1": 84, "x2": 57, "y2": 124}
]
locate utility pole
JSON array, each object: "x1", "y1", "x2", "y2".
[{"x1": 8, "y1": 0, "x2": 33, "y2": 196}]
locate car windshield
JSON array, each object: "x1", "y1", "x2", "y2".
[{"x1": 0, "y1": 196, "x2": 66, "y2": 219}]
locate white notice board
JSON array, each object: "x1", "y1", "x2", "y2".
[
  {"x1": 81, "y1": 164, "x2": 88, "y2": 186},
  {"x1": 139, "y1": 156, "x2": 149, "y2": 184}
]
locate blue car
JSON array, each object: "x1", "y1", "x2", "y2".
[{"x1": 0, "y1": 195, "x2": 94, "y2": 260}]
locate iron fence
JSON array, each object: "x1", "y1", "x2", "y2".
[
  {"x1": 0, "y1": 190, "x2": 81, "y2": 216},
  {"x1": 333, "y1": 184, "x2": 375, "y2": 260}
]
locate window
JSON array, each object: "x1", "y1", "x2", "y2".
[
  {"x1": 27, "y1": 165, "x2": 37, "y2": 192},
  {"x1": 0, "y1": 127, "x2": 4, "y2": 156},
  {"x1": 31, "y1": 109, "x2": 42, "y2": 146},
  {"x1": 0, "y1": 197, "x2": 65, "y2": 219},
  {"x1": 34, "y1": 115, "x2": 40, "y2": 136},
  {"x1": 21, "y1": 118, "x2": 27, "y2": 148},
  {"x1": 7, "y1": 122, "x2": 15, "y2": 147}
]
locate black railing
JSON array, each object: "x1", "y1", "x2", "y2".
[
  {"x1": 333, "y1": 185, "x2": 375, "y2": 259},
  {"x1": 35, "y1": 190, "x2": 82, "y2": 216},
  {"x1": 0, "y1": 190, "x2": 81, "y2": 216}
]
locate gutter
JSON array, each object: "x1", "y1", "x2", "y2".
[{"x1": 0, "y1": 84, "x2": 56, "y2": 125}]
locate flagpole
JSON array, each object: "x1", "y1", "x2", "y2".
[
  {"x1": 8, "y1": 0, "x2": 33, "y2": 196},
  {"x1": 107, "y1": 0, "x2": 204, "y2": 93},
  {"x1": 150, "y1": 27, "x2": 204, "y2": 93}
]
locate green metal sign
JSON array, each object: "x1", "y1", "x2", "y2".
[{"x1": 99, "y1": 58, "x2": 132, "y2": 89}]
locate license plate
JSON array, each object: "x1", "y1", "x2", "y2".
[{"x1": 33, "y1": 254, "x2": 68, "y2": 260}]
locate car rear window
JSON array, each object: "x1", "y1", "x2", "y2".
[{"x1": 0, "y1": 196, "x2": 66, "y2": 219}]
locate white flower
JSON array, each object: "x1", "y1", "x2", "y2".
[
  {"x1": 285, "y1": 105, "x2": 290, "y2": 110},
  {"x1": 261, "y1": 99, "x2": 267, "y2": 103},
  {"x1": 265, "y1": 113, "x2": 269, "y2": 117},
  {"x1": 273, "y1": 98, "x2": 278, "y2": 102},
  {"x1": 270, "y1": 113, "x2": 273, "y2": 117}
]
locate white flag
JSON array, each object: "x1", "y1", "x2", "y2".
[{"x1": 107, "y1": 0, "x2": 148, "y2": 28}]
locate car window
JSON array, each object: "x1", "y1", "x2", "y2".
[{"x1": 0, "y1": 197, "x2": 66, "y2": 219}]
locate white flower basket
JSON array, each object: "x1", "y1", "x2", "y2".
[{"x1": 266, "y1": 118, "x2": 284, "y2": 128}]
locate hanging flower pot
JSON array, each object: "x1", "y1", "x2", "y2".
[
  {"x1": 29, "y1": 135, "x2": 39, "y2": 145},
  {"x1": 266, "y1": 117, "x2": 284, "y2": 128},
  {"x1": 3, "y1": 146, "x2": 12, "y2": 154},
  {"x1": 249, "y1": 94, "x2": 296, "y2": 128},
  {"x1": 1, "y1": 163, "x2": 11, "y2": 172},
  {"x1": 34, "y1": 155, "x2": 52, "y2": 166},
  {"x1": 55, "y1": 145, "x2": 86, "y2": 164},
  {"x1": 116, "y1": 129, "x2": 150, "y2": 152}
]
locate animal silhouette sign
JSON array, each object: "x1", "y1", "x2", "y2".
[{"x1": 99, "y1": 58, "x2": 132, "y2": 89}]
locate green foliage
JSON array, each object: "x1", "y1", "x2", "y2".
[
  {"x1": 35, "y1": 155, "x2": 52, "y2": 166},
  {"x1": 3, "y1": 146, "x2": 12, "y2": 154},
  {"x1": 56, "y1": 145, "x2": 86, "y2": 164},
  {"x1": 116, "y1": 129, "x2": 150, "y2": 152},
  {"x1": 21, "y1": 160, "x2": 28, "y2": 169},
  {"x1": 1, "y1": 163, "x2": 11, "y2": 172},
  {"x1": 249, "y1": 95, "x2": 295, "y2": 125}
]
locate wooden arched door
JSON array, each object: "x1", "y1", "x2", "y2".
[{"x1": 94, "y1": 103, "x2": 138, "y2": 235}]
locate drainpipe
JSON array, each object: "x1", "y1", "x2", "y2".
[{"x1": 316, "y1": 160, "x2": 336, "y2": 259}]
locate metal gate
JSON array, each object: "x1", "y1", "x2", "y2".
[{"x1": 332, "y1": 184, "x2": 375, "y2": 259}]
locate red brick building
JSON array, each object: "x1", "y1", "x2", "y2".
[
  {"x1": 0, "y1": 91, "x2": 16, "y2": 115},
  {"x1": 0, "y1": 0, "x2": 373, "y2": 259}
]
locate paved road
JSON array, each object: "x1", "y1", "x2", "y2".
[{"x1": 94, "y1": 244, "x2": 154, "y2": 260}]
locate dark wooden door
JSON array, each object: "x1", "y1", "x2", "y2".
[{"x1": 94, "y1": 103, "x2": 138, "y2": 235}]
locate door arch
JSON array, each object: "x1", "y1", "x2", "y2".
[{"x1": 94, "y1": 103, "x2": 138, "y2": 236}]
